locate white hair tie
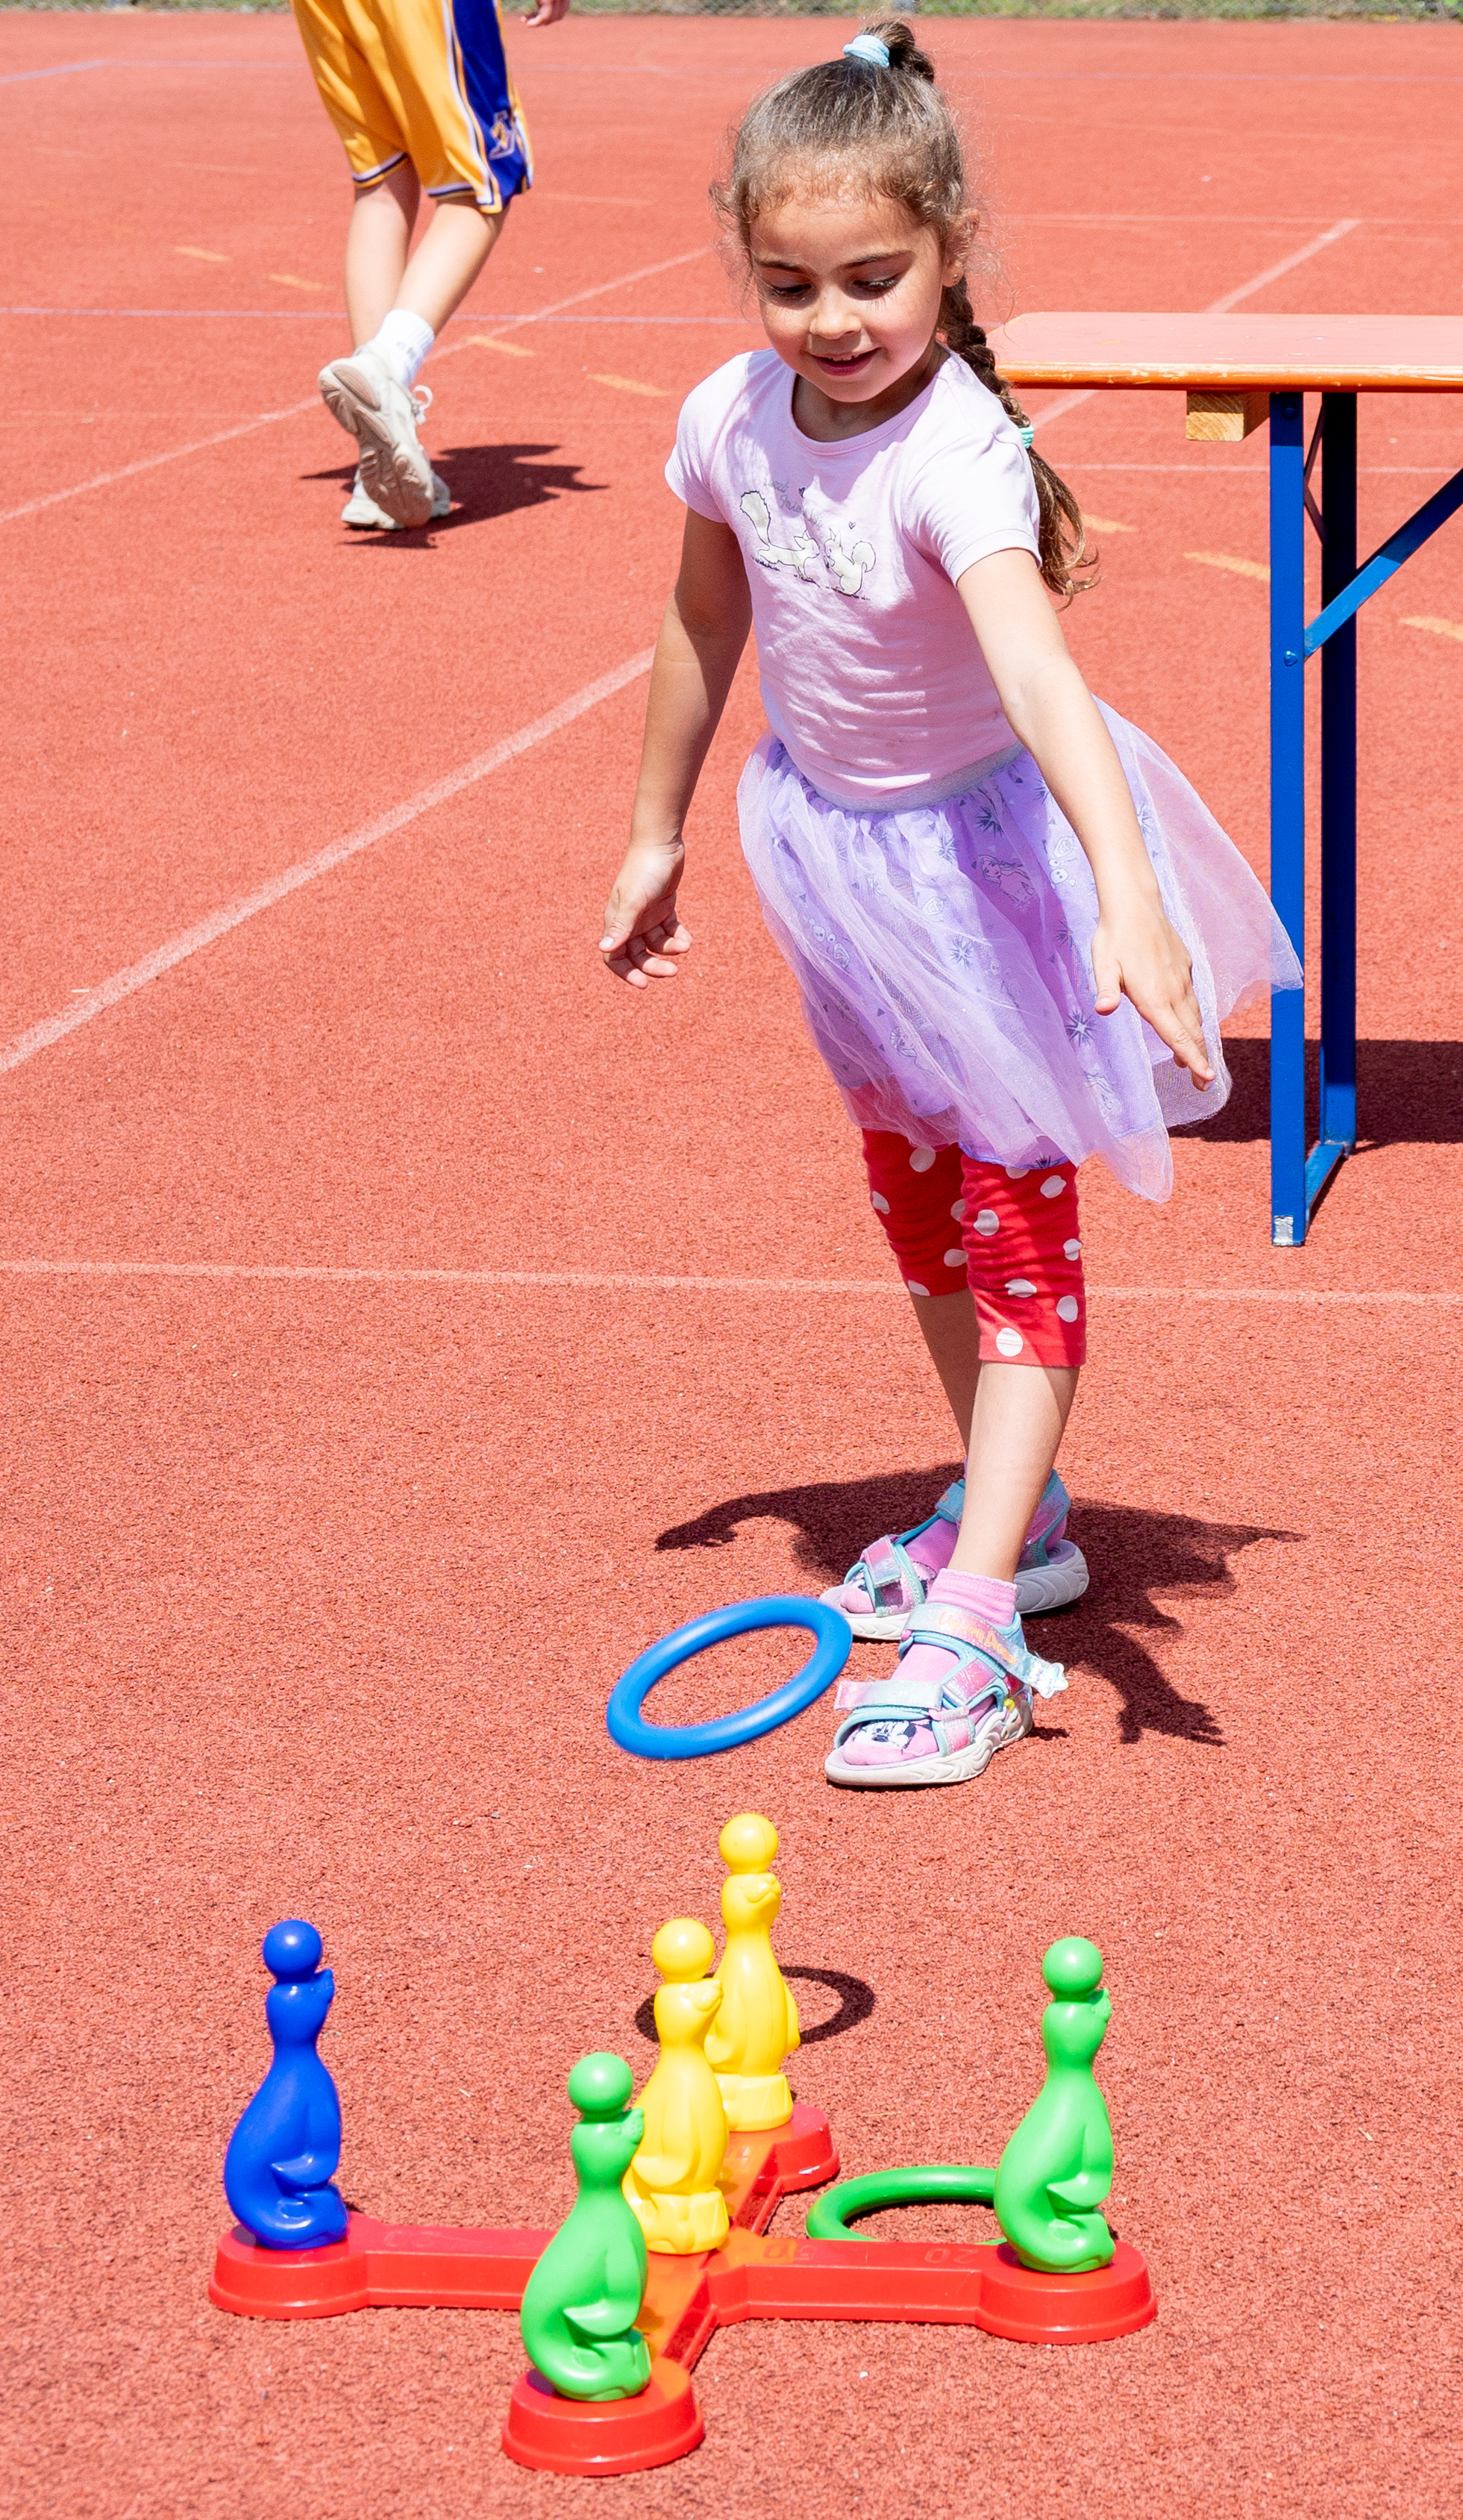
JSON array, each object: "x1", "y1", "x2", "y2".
[{"x1": 842, "y1": 34, "x2": 891, "y2": 66}]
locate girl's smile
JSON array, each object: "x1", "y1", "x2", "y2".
[{"x1": 748, "y1": 187, "x2": 967, "y2": 442}]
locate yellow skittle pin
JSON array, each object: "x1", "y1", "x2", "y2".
[
  {"x1": 624, "y1": 1918, "x2": 730, "y2": 2256},
  {"x1": 707, "y1": 1813, "x2": 800, "y2": 2130}
]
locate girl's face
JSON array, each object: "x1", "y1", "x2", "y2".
[{"x1": 748, "y1": 181, "x2": 966, "y2": 437}]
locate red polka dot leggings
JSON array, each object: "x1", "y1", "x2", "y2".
[{"x1": 862, "y1": 1131, "x2": 1087, "y2": 1369}]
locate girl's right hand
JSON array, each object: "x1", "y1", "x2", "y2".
[
  {"x1": 599, "y1": 839, "x2": 692, "y2": 988},
  {"x1": 1091, "y1": 891, "x2": 1215, "y2": 1087}
]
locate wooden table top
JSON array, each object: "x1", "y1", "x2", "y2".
[{"x1": 985, "y1": 312, "x2": 1463, "y2": 393}]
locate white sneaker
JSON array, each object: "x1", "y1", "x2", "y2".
[
  {"x1": 318, "y1": 347, "x2": 433, "y2": 528},
  {"x1": 341, "y1": 467, "x2": 450, "y2": 531}
]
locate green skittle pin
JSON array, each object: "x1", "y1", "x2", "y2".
[
  {"x1": 519, "y1": 2053, "x2": 653, "y2": 2401},
  {"x1": 994, "y1": 1937, "x2": 1117, "y2": 2274}
]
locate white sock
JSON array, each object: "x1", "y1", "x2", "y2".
[{"x1": 363, "y1": 309, "x2": 435, "y2": 391}]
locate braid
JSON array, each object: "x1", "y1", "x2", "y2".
[{"x1": 939, "y1": 278, "x2": 1093, "y2": 603}]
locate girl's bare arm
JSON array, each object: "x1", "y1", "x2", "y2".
[
  {"x1": 957, "y1": 546, "x2": 1215, "y2": 1086},
  {"x1": 600, "y1": 511, "x2": 752, "y2": 988}
]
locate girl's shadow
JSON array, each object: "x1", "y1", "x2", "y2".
[{"x1": 657, "y1": 1471, "x2": 1302, "y2": 1750}]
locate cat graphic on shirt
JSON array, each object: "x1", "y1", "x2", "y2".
[{"x1": 739, "y1": 490, "x2": 875, "y2": 597}]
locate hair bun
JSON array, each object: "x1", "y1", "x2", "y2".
[{"x1": 859, "y1": 19, "x2": 936, "y2": 82}]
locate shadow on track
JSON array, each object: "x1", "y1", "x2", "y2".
[
  {"x1": 304, "y1": 441, "x2": 606, "y2": 533},
  {"x1": 657, "y1": 1475, "x2": 1303, "y2": 1753},
  {"x1": 1191, "y1": 1036, "x2": 1463, "y2": 1145},
  {"x1": 634, "y1": 1966, "x2": 876, "y2": 2049}
]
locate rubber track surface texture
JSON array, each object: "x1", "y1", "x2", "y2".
[{"x1": 1, "y1": 13, "x2": 1461, "y2": 2520}]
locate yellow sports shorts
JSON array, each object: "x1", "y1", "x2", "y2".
[{"x1": 291, "y1": 0, "x2": 532, "y2": 212}]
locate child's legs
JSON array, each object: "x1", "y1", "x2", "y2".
[
  {"x1": 953, "y1": 1362, "x2": 1077, "y2": 1583},
  {"x1": 906, "y1": 1289, "x2": 980, "y2": 1451},
  {"x1": 295, "y1": 0, "x2": 524, "y2": 342},
  {"x1": 345, "y1": 159, "x2": 420, "y2": 342},
  {"x1": 953, "y1": 1158, "x2": 1086, "y2": 1583},
  {"x1": 392, "y1": 195, "x2": 506, "y2": 333},
  {"x1": 860, "y1": 1132, "x2": 979, "y2": 1443},
  {"x1": 862, "y1": 1132, "x2": 1086, "y2": 1581},
  {"x1": 345, "y1": 168, "x2": 505, "y2": 346}
]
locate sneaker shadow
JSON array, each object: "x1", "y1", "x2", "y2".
[
  {"x1": 303, "y1": 441, "x2": 604, "y2": 537},
  {"x1": 656, "y1": 1474, "x2": 1304, "y2": 1751}
]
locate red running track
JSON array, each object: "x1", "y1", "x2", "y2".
[{"x1": 1, "y1": 12, "x2": 1461, "y2": 2517}]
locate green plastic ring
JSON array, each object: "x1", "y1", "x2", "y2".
[{"x1": 804, "y1": 2163, "x2": 996, "y2": 2239}]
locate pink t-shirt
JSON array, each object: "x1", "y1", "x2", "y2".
[{"x1": 665, "y1": 346, "x2": 1041, "y2": 807}]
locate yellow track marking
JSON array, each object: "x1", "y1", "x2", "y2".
[
  {"x1": 175, "y1": 246, "x2": 229, "y2": 263},
  {"x1": 589, "y1": 372, "x2": 670, "y2": 398},
  {"x1": 469, "y1": 334, "x2": 533, "y2": 357},
  {"x1": 1185, "y1": 550, "x2": 1271, "y2": 581},
  {"x1": 269, "y1": 273, "x2": 325, "y2": 293},
  {"x1": 1401, "y1": 615, "x2": 1463, "y2": 642},
  {"x1": 1081, "y1": 516, "x2": 1134, "y2": 536}
]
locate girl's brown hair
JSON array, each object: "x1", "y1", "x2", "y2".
[{"x1": 712, "y1": 19, "x2": 1091, "y2": 601}]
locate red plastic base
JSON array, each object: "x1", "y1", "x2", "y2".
[
  {"x1": 971, "y1": 2240, "x2": 1156, "y2": 2344},
  {"x1": 209, "y1": 2217, "x2": 548, "y2": 2319},
  {"x1": 695, "y1": 2227, "x2": 1156, "y2": 2347},
  {"x1": 501, "y1": 2360, "x2": 703, "y2": 2475},
  {"x1": 210, "y1": 2107, "x2": 1156, "y2": 2471},
  {"x1": 751, "y1": 2101, "x2": 841, "y2": 2191}
]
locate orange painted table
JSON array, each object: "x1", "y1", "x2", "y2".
[{"x1": 986, "y1": 314, "x2": 1463, "y2": 1242}]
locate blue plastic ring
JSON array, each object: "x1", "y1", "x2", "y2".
[{"x1": 606, "y1": 1595, "x2": 852, "y2": 1761}]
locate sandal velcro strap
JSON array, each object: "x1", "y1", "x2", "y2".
[
  {"x1": 861, "y1": 1535, "x2": 912, "y2": 1609},
  {"x1": 906, "y1": 1604, "x2": 1069, "y2": 1702},
  {"x1": 1023, "y1": 1471, "x2": 1070, "y2": 1557},
  {"x1": 913, "y1": 1603, "x2": 1018, "y2": 1666},
  {"x1": 831, "y1": 1639, "x2": 1006, "y2": 1751},
  {"x1": 839, "y1": 1489, "x2": 968, "y2": 1617},
  {"x1": 842, "y1": 1667, "x2": 950, "y2": 1718}
]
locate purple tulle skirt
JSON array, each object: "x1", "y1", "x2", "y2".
[{"x1": 737, "y1": 708, "x2": 1302, "y2": 1203}]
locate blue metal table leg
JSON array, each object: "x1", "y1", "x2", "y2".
[
  {"x1": 1269, "y1": 391, "x2": 1308, "y2": 1245},
  {"x1": 1309, "y1": 389, "x2": 1358, "y2": 1218}
]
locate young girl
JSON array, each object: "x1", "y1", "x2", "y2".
[{"x1": 598, "y1": 25, "x2": 1300, "y2": 1791}]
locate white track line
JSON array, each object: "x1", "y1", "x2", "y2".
[
  {"x1": 0, "y1": 246, "x2": 707, "y2": 528},
  {"x1": 0, "y1": 651, "x2": 653, "y2": 1078},
  {"x1": 1204, "y1": 221, "x2": 1362, "y2": 314},
  {"x1": 0, "y1": 57, "x2": 108, "y2": 84},
  {"x1": 526, "y1": 66, "x2": 1463, "y2": 86},
  {"x1": 0, "y1": 1257, "x2": 1453, "y2": 1306},
  {"x1": 0, "y1": 393, "x2": 330, "y2": 531},
  {"x1": 1029, "y1": 219, "x2": 1361, "y2": 441},
  {"x1": 0, "y1": 307, "x2": 751, "y2": 324},
  {"x1": 1066, "y1": 464, "x2": 1447, "y2": 478},
  {"x1": 968, "y1": 70, "x2": 1463, "y2": 87},
  {"x1": 10, "y1": 57, "x2": 1458, "y2": 91}
]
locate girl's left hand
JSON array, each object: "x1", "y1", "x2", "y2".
[{"x1": 1092, "y1": 895, "x2": 1215, "y2": 1088}]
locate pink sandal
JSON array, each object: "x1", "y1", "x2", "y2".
[
  {"x1": 824, "y1": 1586, "x2": 1067, "y2": 1790},
  {"x1": 821, "y1": 1470, "x2": 1088, "y2": 1639}
]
